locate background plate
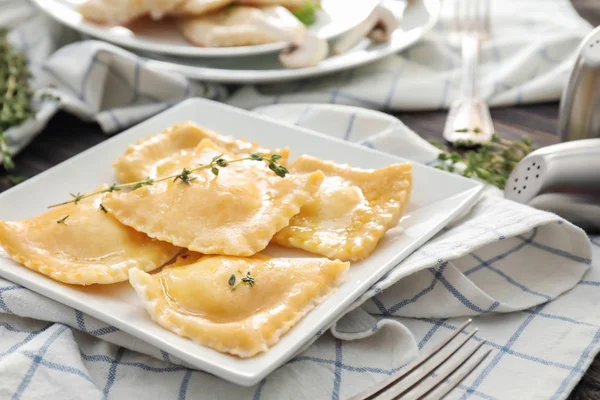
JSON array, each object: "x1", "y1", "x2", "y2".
[
  {"x1": 139, "y1": 0, "x2": 441, "y2": 83},
  {"x1": 0, "y1": 98, "x2": 482, "y2": 386},
  {"x1": 31, "y1": 0, "x2": 380, "y2": 58}
]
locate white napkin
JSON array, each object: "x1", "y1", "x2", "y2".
[
  {"x1": 0, "y1": 104, "x2": 597, "y2": 400},
  {"x1": 0, "y1": 1, "x2": 599, "y2": 399},
  {"x1": 228, "y1": 0, "x2": 593, "y2": 109}
]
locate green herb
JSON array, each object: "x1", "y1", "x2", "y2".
[
  {"x1": 173, "y1": 168, "x2": 196, "y2": 184},
  {"x1": 39, "y1": 92, "x2": 60, "y2": 102},
  {"x1": 0, "y1": 29, "x2": 34, "y2": 171},
  {"x1": 70, "y1": 192, "x2": 84, "y2": 204},
  {"x1": 7, "y1": 174, "x2": 25, "y2": 185},
  {"x1": 292, "y1": 1, "x2": 320, "y2": 26},
  {"x1": 432, "y1": 134, "x2": 536, "y2": 189},
  {"x1": 98, "y1": 203, "x2": 108, "y2": 213},
  {"x1": 131, "y1": 178, "x2": 154, "y2": 191},
  {"x1": 48, "y1": 153, "x2": 288, "y2": 208},
  {"x1": 229, "y1": 271, "x2": 256, "y2": 290},
  {"x1": 56, "y1": 215, "x2": 69, "y2": 225},
  {"x1": 454, "y1": 127, "x2": 482, "y2": 134}
]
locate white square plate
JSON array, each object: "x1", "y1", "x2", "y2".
[{"x1": 0, "y1": 98, "x2": 483, "y2": 386}]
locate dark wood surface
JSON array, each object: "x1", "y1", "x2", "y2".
[{"x1": 0, "y1": 1, "x2": 599, "y2": 399}]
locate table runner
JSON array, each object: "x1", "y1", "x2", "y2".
[
  {"x1": 0, "y1": 0, "x2": 599, "y2": 399},
  {"x1": 0, "y1": 104, "x2": 597, "y2": 400}
]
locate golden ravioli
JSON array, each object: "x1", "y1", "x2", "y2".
[
  {"x1": 177, "y1": 5, "x2": 304, "y2": 47},
  {"x1": 78, "y1": 0, "x2": 184, "y2": 25},
  {"x1": 104, "y1": 139, "x2": 324, "y2": 256},
  {"x1": 129, "y1": 253, "x2": 349, "y2": 357},
  {"x1": 273, "y1": 155, "x2": 412, "y2": 262},
  {"x1": 170, "y1": 0, "x2": 234, "y2": 16},
  {"x1": 0, "y1": 186, "x2": 180, "y2": 285},
  {"x1": 113, "y1": 121, "x2": 290, "y2": 183}
]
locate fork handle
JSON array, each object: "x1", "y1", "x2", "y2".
[{"x1": 460, "y1": 33, "x2": 480, "y2": 99}]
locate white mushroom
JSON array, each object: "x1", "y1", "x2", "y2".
[
  {"x1": 248, "y1": 8, "x2": 329, "y2": 68},
  {"x1": 279, "y1": 32, "x2": 329, "y2": 69},
  {"x1": 332, "y1": 5, "x2": 400, "y2": 54}
]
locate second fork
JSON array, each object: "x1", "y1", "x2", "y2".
[{"x1": 443, "y1": 0, "x2": 495, "y2": 145}]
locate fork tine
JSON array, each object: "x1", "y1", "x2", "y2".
[
  {"x1": 396, "y1": 339, "x2": 488, "y2": 400},
  {"x1": 372, "y1": 329, "x2": 479, "y2": 400},
  {"x1": 347, "y1": 320, "x2": 473, "y2": 400},
  {"x1": 420, "y1": 347, "x2": 493, "y2": 400}
]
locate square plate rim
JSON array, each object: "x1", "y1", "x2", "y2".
[{"x1": 0, "y1": 98, "x2": 484, "y2": 386}]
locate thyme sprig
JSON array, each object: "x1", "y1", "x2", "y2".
[
  {"x1": 0, "y1": 28, "x2": 34, "y2": 171},
  {"x1": 228, "y1": 271, "x2": 256, "y2": 290},
  {"x1": 48, "y1": 153, "x2": 288, "y2": 209},
  {"x1": 431, "y1": 134, "x2": 536, "y2": 189}
]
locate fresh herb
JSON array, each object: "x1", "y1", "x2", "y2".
[
  {"x1": 56, "y1": 215, "x2": 69, "y2": 225},
  {"x1": 98, "y1": 203, "x2": 108, "y2": 213},
  {"x1": 173, "y1": 168, "x2": 196, "y2": 184},
  {"x1": 229, "y1": 271, "x2": 256, "y2": 290},
  {"x1": 70, "y1": 192, "x2": 84, "y2": 204},
  {"x1": 292, "y1": 1, "x2": 320, "y2": 26},
  {"x1": 7, "y1": 174, "x2": 25, "y2": 185},
  {"x1": 48, "y1": 153, "x2": 288, "y2": 208},
  {"x1": 131, "y1": 178, "x2": 154, "y2": 191},
  {"x1": 39, "y1": 92, "x2": 60, "y2": 102},
  {"x1": 454, "y1": 127, "x2": 482, "y2": 134},
  {"x1": 432, "y1": 134, "x2": 535, "y2": 189},
  {"x1": 228, "y1": 274, "x2": 236, "y2": 287},
  {"x1": 0, "y1": 29, "x2": 34, "y2": 171}
]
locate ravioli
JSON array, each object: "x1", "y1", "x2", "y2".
[
  {"x1": 170, "y1": 0, "x2": 233, "y2": 16},
  {"x1": 238, "y1": 0, "x2": 320, "y2": 10},
  {"x1": 177, "y1": 5, "x2": 304, "y2": 47},
  {"x1": 78, "y1": 0, "x2": 184, "y2": 25},
  {"x1": 104, "y1": 139, "x2": 324, "y2": 256},
  {"x1": 129, "y1": 253, "x2": 349, "y2": 357},
  {"x1": 0, "y1": 186, "x2": 180, "y2": 285},
  {"x1": 113, "y1": 121, "x2": 290, "y2": 183},
  {"x1": 273, "y1": 155, "x2": 412, "y2": 262}
]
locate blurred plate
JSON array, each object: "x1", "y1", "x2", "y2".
[
  {"x1": 31, "y1": 0, "x2": 380, "y2": 58},
  {"x1": 138, "y1": 0, "x2": 440, "y2": 83}
]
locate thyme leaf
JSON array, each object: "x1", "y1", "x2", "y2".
[
  {"x1": 56, "y1": 215, "x2": 69, "y2": 225},
  {"x1": 431, "y1": 134, "x2": 536, "y2": 189},
  {"x1": 0, "y1": 29, "x2": 34, "y2": 171},
  {"x1": 229, "y1": 271, "x2": 256, "y2": 290}
]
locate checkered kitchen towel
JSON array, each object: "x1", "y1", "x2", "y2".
[
  {"x1": 1, "y1": 0, "x2": 599, "y2": 399},
  {"x1": 0, "y1": 103, "x2": 597, "y2": 400}
]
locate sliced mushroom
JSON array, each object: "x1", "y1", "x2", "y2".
[
  {"x1": 279, "y1": 32, "x2": 329, "y2": 69},
  {"x1": 332, "y1": 5, "x2": 400, "y2": 54},
  {"x1": 247, "y1": 8, "x2": 328, "y2": 68}
]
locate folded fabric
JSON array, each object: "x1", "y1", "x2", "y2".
[
  {"x1": 228, "y1": 0, "x2": 593, "y2": 109},
  {"x1": 0, "y1": 104, "x2": 596, "y2": 400}
]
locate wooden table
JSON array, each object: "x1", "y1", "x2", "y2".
[{"x1": 1, "y1": 1, "x2": 599, "y2": 398}]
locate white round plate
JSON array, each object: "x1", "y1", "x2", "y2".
[
  {"x1": 31, "y1": 0, "x2": 380, "y2": 58},
  {"x1": 139, "y1": 0, "x2": 440, "y2": 83}
]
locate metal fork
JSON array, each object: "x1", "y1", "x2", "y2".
[
  {"x1": 443, "y1": 0, "x2": 494, "y2": 145},
  {"x1": 347, "y1": 319, "x2": 492, "y2": 400}
]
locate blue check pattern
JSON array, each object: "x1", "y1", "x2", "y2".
[
  {"x1": 1, "y1": 1, "x2": 598, "y2": 398},
  {"x1": 1, "y1": 105, "x2": 598, "y2": 400}
]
